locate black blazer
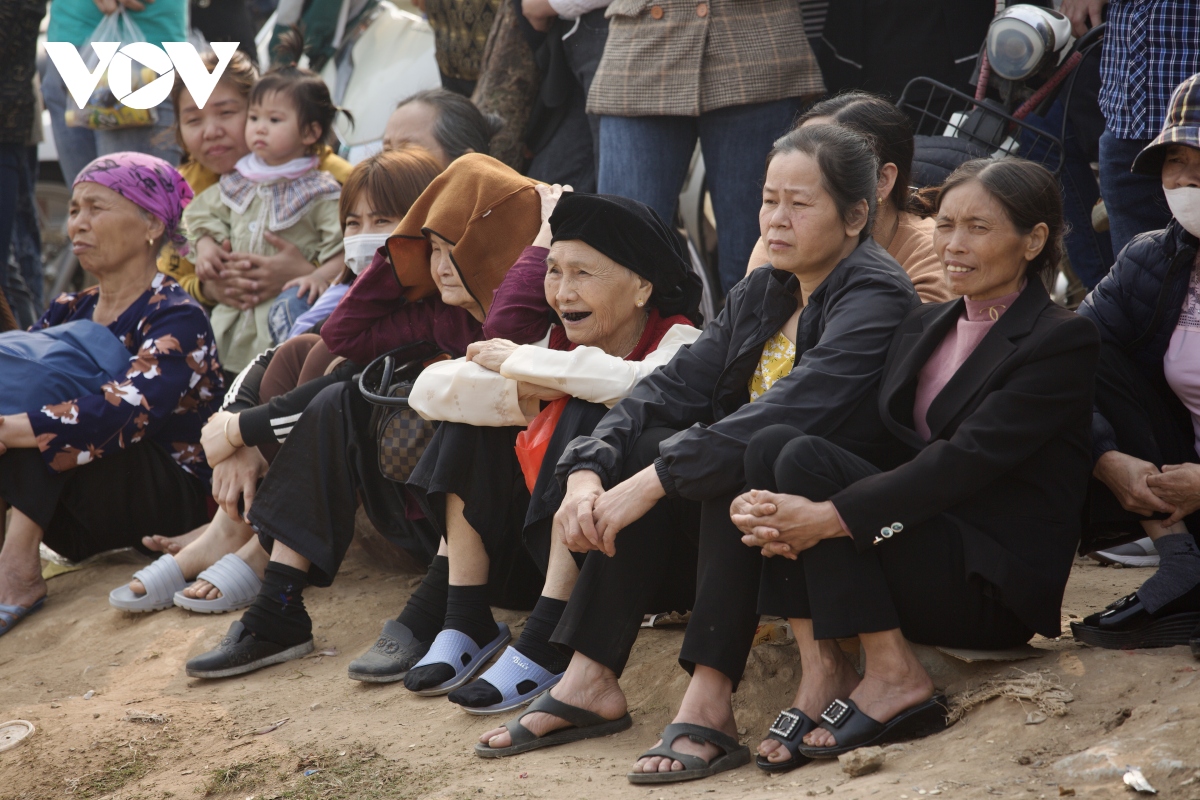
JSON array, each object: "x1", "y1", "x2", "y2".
[
  {"x1": 557, "y1": 238, "x2": 919, "y2": 500},
  {"x1": 832, "y1": 279, "x2": 1100, "y2": 637}
]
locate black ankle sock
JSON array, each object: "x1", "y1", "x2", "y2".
[
  {"x1": 396, "y1": 555, "x2": 449, "y2": 643},
  {"x1": 515, "y1": 596, "x2": 571, "y2": 674},
  {"x1": 403, "y1": 584, "x2": 497, "y2": 693},
  {"x1": 443, "y1": 584, "x2": 499, "y2": 648},
  {"x1": 240, "y1": 563, "x2": 312, "y2": 647},
  {"x1": 448, "y1": 596, "x2": 570, "y2": 709},
  {"x1": 1137, "y1": 533, "x2": 1200, "y2": 613}
]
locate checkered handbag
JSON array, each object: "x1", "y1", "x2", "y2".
[
  {"x1": 374, "y1": 381, "x2": 438, "y2": 483},
  {"x1": 357, "y1": 341, "x2": 448, "y2": 484}
]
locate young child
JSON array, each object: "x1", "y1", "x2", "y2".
[{"x1": 184, "y1": 32, "x2": 345, "y2": 375}]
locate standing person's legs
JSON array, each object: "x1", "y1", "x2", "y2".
[
  {"x1": 597, "y1": 114, "x2": 697, "y2": 230},
  {"x1": 1099, "y1": 129, "x2": 1172, "y2": 256},
  {"x1": 39, "y1": 59, "x2": 98, "y2": 186},
  {"x1": 0, "y1": 145, "x2": 21, "y2": 306},
  {"x1": 697, "y1": 98, "x2": 804, "y2": 293}
]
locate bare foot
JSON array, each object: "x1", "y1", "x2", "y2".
[
  {"x1": 129, "y1": 514, "x2": 253, "y2": 596},
  {"x1": 478, "y1": 655, "x2": 627, "y2": 750},
  {"x1": 141, "y1": 523, "x2": 205, "y2": 555},
  {"x1": 802, "y1": 634, "x2": 934, "y2": 749},
  {"x1": 631, "y1": 666, "x2": 737, "y2": 775},
  {"x1": 759, "y1": 639, "x2": 860, "y2": 764},
  {"x1": 181, "y1": 536, "x2": 268, "y2": 600},
  {"x1": 0, "y1": 553, "x2": 47, "y2": 611}
]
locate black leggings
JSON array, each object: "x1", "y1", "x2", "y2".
[
  {"x1": 248, "y1": 380, "x2": 438, "y2": 587},
  {"x1": 552, "y1": 427, "x2": 701, "y2": 677},
  {"x1": 1084, "y1": 342, "x2": 1200, "y2": 550},
  {"x1": 0, "y1": 443, "x2": 208, "y2": 562},
  {"x1": 750, "y1": 426, "x2": 1033, "y2": 647}
]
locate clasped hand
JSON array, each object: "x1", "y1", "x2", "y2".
[
  {"x1": 730, "y1": 489, "x2": 844, "y2": 559},
  {"x1": 554, "y1": 466, "x2": 665, "y2": 556}
]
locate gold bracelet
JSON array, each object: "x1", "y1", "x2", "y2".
[{"x1": 223, "y1": 415, "x2": 240, "y2": 449}]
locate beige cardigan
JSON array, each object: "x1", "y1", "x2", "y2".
[{"x1": 409, "y1": 323, "x2": 702, "y2": 427}]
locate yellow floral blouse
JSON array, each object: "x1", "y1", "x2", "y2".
[{"x1": 748, "y1": 329, "x2": 796, "y2": 401}]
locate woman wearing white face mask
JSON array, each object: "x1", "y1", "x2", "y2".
[
  {"x1": 110, "y1": 150, "x2": 552, "y2": 613},
  {"x1": 1073, "y1": 73, "x2": 1200, "y2": 657}
]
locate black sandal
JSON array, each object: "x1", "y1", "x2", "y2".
[
  {"x1": 796, "y1": 694, "x2": 951, "y2": 758},
  {"x1": 627, "y1": 723, "x2": 751, "y2": 784},
  {"x1": 755, "y1": 707, "x2": 818, "y2": 773}
]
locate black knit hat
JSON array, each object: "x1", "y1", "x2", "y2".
[{"x1": 549, "y1": 192, "x2": 702, "y2": 321}]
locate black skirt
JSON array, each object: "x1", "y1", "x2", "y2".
[
  {"x1": 406, "y1": 398, "x2": 612, "y2": 609},
  {"x1": 0, "y1": 442, "x2": 209, "y2": 563}
]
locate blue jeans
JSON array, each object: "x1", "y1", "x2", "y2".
[
  {"x1": 598, "y1": 98, "x2": 803, "y2": 294},
  {"x1": 40, "y1": 57, "x2": 181, "y2": 186},
  {"x1": 1022, "y1": 102, "x2": 1113, "y2": 289},
  {"x1": 267, "y1": 285, "x2": 316, "y2": 345},
  {"x1": 1099, "y1": 129, "x2": 1172, "y2": 258},
  {"x1": 0, "y1": 145, "x2": 40, "y2": 328}
]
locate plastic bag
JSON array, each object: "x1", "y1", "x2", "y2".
[
  {"x1": 514, "y1": 397, "x2": 569, "y2": 494},
  {"x1": 65, "y1": 9, "x2": 159, "y2": 130}
]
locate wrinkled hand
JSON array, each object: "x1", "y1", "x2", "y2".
[
  {"x1": 227, "y1": 232, "x2": 317, "y2": 304},
  {"x1": 517, "y1": 381, "x2": 567, "y2": 405},
  {"x1": 590, "y1": 465, "x2": 666, "y2": 555},
  {"x1": 730, "y1": 490, "x2": 843, "y2": 559},
  {"x1": 1147, "y1": 463, "x2": 1200, "y2": 526},
  {"x1": 211, "y1": 443, "x2": 268, "y2": 522},
  {"x1": 201, "y1": 410, "x2": 243, "y2": 468},
  {"x1": 555, "y1": 470, "x2": 605, "y2": 553},
  {"x1": 283, "y1": 274, "x2": 327, "y2": 304},
  {"x1": 1094, "y1": 450, "x2": 1175, "y2": 518},
  {"x1": 1059, "y1": 0, "x2": 1106, "y2": 37},
  {"x1": 532, "y1": 183, "x2": 571, "y2": 248},
  {"x1": 522, "y1": 0, "x2": 557, "y2": 31},
  {"x1": 466, "y1": 339, "x2": 520, "y2": 373}
]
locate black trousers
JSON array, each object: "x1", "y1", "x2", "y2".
[
  {"x1": 750, "y1": 426, "x2": 1033, "y2": 647},
  {"x1": 1084, "y1": 343, "x2": 1200, "y2": 551},
  {"x1": 552, "y1": 427, "x2": 701, "y2": 677},
  {"x1": 248, "y1": 380, "x2": 437, "y2": 587},
  {"x1": 406, "y1": 421, "x2": 545, "y2": 610},
  {"x1": 0, "y1": 443, "x2": 208, "y2": 563}
]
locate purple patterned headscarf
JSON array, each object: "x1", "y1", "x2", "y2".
[{"x1": 73, "y1": 152, "x2": 194, "y2": 251}]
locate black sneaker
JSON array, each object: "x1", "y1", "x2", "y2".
[
  {"x1": 185, "y1": 620, "x2": 314, "y2": 678},
  {"x1": 1070, "y1": 585, "x2": 1200, "y2": 650}
]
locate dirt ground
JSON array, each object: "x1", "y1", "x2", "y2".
[{"x1": 1, "y1": 539, "x2": 1198, "y2": 800}]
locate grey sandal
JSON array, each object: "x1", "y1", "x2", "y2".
[
  {"x1": 474, "y1": 691, "x2": 632, "y2": 758},
  {"x1": 173, "y1": 554, "x2": 261, "y2": 614},
  {"x1": 108, "y1": 555, "x2": 186, "y2": 612},
  {"x1": 627, "y1": 723, "x2": 751, "y2": 784}
]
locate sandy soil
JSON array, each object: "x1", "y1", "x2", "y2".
[{"x1": 1, "y1": 540, "x2": 1198, "y2": 800}]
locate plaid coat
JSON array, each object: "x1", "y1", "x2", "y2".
[{"x1": 587, "y1": 0, "x2": 824, "y2": 117}]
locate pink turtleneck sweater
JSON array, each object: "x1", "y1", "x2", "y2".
[{"x1": 912, "y1": 289, "x2": 1021, "y2": 440}]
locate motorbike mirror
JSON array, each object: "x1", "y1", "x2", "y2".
[{"x1": 986, "y1": 5, "x2": 1074, "y2": 81}]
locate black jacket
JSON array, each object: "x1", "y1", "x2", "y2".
[
  {"x1": 558, "y1": 238, "x2": 920, "y2": 500},
  {"x1": 1078, "y1": 220, "x2": 1200, "y2": 460},
  {"x1": 833, "y1": 280, "x2": 1099, "y2": 637}
]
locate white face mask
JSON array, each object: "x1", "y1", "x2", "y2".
[
  {"x1": 1165, "y1": 186, "x2": 1200, "y2": 238},
  {"x1": 342, "y1": 233, "x2": 392, "y2": 275}
]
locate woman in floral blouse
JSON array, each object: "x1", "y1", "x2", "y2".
[{"x1": 0, "y1": 152, "x2": 224, "y2": 637}]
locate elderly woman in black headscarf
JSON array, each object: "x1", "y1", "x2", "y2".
[{"x1": 343, "y1": 188, "x2": 703, "y2": 713}]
